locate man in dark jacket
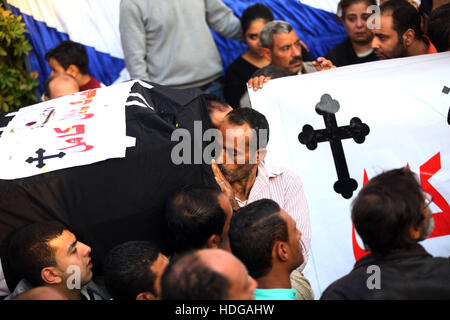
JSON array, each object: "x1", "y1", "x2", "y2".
[{"x1": 321, "y1": 167, "x2": 450, "y2": 300}]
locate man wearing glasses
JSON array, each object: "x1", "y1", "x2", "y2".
[{"x1": 321, "y1": 167, "x2": 450, "y2": 300}]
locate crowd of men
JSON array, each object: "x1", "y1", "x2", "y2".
[{"x1": 1, "y1": 0, "x2": 450, "y2": 300}]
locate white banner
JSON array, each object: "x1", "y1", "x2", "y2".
[
  {"x1": 250, "y1": 52, "x2": 450, "y2": 298},
  {"x1": 0, "y1": 81, "x2": 138, "y2": 180}
]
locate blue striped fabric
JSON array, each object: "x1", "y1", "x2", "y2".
[
  {"x1": 7, "y1": 0, "x2": 346, "y2": 96},
  {"x1": 7, "y1": 3, "x2": 125, "y2": 95}
]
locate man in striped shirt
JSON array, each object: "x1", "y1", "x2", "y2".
[{"x1": 211, "y1": 108, "x2": 311, "y2": 272}]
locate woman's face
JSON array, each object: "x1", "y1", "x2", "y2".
[
  {"x1": 244, "y1": 18, "x2": 267, "y2": 56},
  {"x1": 343, "y1": 2, "x2": 373, "y2": 45}
]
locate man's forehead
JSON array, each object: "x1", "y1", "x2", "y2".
[
  {"x1": 377, "y1": 13, "x2": 394, "y2": 32},
  {"x1": 48, "y1": 229, "x2": 75, "y2": 252},
  {"x1": 220, "y1": 120, "x2": 252, "y2": 135},
  {"x1": 273, "y1": 30, "x2": 299, "y2": 47},
  {"x1": 222, "y1": 130, "x2": 254, "y2": 150}
]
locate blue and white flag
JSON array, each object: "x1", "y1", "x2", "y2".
[
  {"x1": 6, "y1": 0, "x2": 129, "y2": 95},
  {"x1": 7, "y1": 0, "x2": 348, "y2": 97}
]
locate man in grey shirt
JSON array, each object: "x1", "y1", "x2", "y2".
[
  {"x1": 119, "y1": 0, "x2": 241, "y2": 92},
  {"x1": 246, "y1": 20, "x2": 336, "y2": 92}
]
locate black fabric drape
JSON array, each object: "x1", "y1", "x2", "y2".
[{"x1": 0, "y1": 81, "x2": 217, "y2": 291}]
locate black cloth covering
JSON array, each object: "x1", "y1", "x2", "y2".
[{"x1": 0, "y1": 81, "x2": 217, "y2": 291}]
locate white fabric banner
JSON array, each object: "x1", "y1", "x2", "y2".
[
  {"x1": 249, "y1": 52, "x2": 450, "y2": 297},
  {"x1": 0, "y1": 81, "x2": 139, "y2": 180}
]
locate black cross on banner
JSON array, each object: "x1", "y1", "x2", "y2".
[
  {"x1": 298, "y1": 94, "x2": 370, "y2": 199},
  {"x1": 26, "y1": 148, "x2": 66, "y2": 169},
  {"x1": 443, "y1": 86, "x2": 450, "y2": 125}
]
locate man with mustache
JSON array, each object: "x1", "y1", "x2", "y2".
[
  {"x1": 371, "y1": 0, "x2": 437, "y2": 60},
  {"x1": 247, "y1": 20, "x2": 335, "y2": 90},
  {"x1": 211, "y1": 108, "x2": 311, "y2": 272}
]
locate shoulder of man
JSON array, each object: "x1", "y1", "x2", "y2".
[
  {"x1": 81, "y1": 280, "x2": 110, "y2": 300},
  {"x1": 302, "y1": 61, "x2": 318, "y2": 74},
  {"x1": 265, "y1": 162, "x2": 298, "y2": 177},
  {"x1": 290, "y1": 270, "x2": 315, "y2": 300},
  {"x1": 3, "y1": 278, "x2": 33, "y2": 300},
  {"x1": 262, "y1": 163, "x2": 305, "y2": 188},
  {"x1": 319, "y1": 271, "x2": 369, "y2": 300}
]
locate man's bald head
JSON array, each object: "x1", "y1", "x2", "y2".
[
  {"x1": 44, "y1": 73, "x2": 80, "y2": 100},
  {"x1": 161, "y1": 249, "x2": 256, "y2": 300},
  {"x1": 197, "y1": 248, "x2": 243, "y2": 275},
  {"x1": 12, "y1": 286, "x2": 68, "y2": 300}
]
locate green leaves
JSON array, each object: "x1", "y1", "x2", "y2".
[{"x1": 0, "y1": 4, "x2": 38, "y2": 112}]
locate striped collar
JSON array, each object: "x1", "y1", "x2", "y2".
[
  {"x1": 235, "y1": 162, "x2": 285, "y2": 206},
  {"x1": 256, "y1": 161, "x2": 285, "y2": 185}
]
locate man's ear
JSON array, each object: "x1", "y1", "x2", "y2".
[
  {"x1": 205, "y1": 234, "x2": 221, "y2": 249},
  {"x1": 262, "y1": 48, "x2": 272, "y2": 62},
  {"x1": 402, "y1": 29, "x2": 415, "y2": 47},
  {"x1": 41, "y1": 267, "x2": 63, "y2": 285},
  {"x1": 408, "y1": 224, "x2": 422, "y2": 241},
  {"x1": 408, "y1": 213, "x2": 426, "y2": 241},
  {"x1": 136, "y1": 291, "x2": 157, "y2": 300},
  {"x1": 408, "y1": 211, "x2": 427, "y2": 241},
  {"x1": 257, "y1": 148, "x2": 267, "y2": 165},
  {"x1": 65, "y1": 64, "x2": 79, "y2": 78},
  {"x1": 274, "y1": 241, "x2": 289, "y2": 262}
]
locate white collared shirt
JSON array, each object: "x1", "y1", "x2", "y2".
[
  {"x1": 0, "y1": 258, "x2": 9, "y2": 297},
  {"x1": 235, "y1": 161, "x2": 311, "y2": 272}
]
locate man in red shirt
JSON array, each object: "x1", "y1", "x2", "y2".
[
  {"x1": 371, "y1": 0, "x2": 437, "y2": 60},
  {"x1": 45, "y1": 41, "x2": 103, "y2": 91}
]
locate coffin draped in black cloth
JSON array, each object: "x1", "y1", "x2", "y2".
[{"x1": 0, "y1": 81, "x2": 217, "y2": 291}]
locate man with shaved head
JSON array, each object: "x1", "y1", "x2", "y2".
[
  {"x1": 44, "y1": 73, "x2": 80, "y2": 100},
  {"x1": 12, "y1": 286, "x2": 68, "y2": 300},
  {"x1": 161, "y1": 248, "x2": 257, "y2": 300}
]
